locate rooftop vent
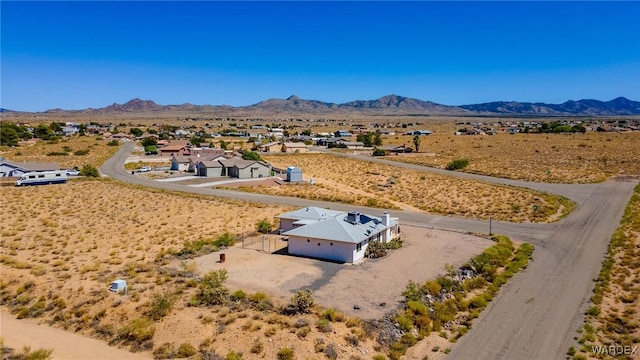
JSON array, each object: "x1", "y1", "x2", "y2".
[{"x1": 346, "y1": 211, "x2": 361, "y2": 224}]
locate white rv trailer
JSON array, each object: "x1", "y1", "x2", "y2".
[{"x1": 15, "y1": 170, "x2": 68, "y2": 186}]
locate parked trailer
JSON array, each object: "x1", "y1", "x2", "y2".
[{"x1": 15, "y1": 171, "x2": 68, "y2": 186}]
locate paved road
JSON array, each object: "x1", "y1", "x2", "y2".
[{"x1": 101, "y1": 142, "x2": 638, "y2": 359}]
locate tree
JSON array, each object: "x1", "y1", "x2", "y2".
[
  {"x1": 301, "y1": 129, "x2": 312, "y2": 136},
  {"x1": 129, "y1": 127, "x2": 143, "y2": 137},
  {"x1": 0, "y1": 124, "x2": 20, "y2": 146},
  {"x1": 372, "y1": 148, "x2": 386, "y2": 156},
  {"x1": 241, "y1": 150, "x2": 262, "y2": 161},
  {"x1": 256, "y1": 218, "x2": 273, "y2": 234},
  {"x1": 79, "y1": 164, "x2": 99, "y2": 177},
  {"x1": 141, "y1": 137, "x2": 157, "y2": 147},
  {"x1": 412, "y1": 135, "x2": 421, "y2": 153},
  {"x1": 49, "y1": 122, "x2": 62, "y2": 133},
  {"x1": 220, "y1": 140, "x2": 229, "y2": 150},
  {"x1": 34, "y1": 124, "x2": 54, "y2": 140},
  {"x1": 144, "y1": 145, "x2": 158, "y2": 154}
]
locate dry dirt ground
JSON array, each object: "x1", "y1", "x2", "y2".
[
  {"x1": 259, "y1": 153, "x2": 571, "y2": 223},
  {"x1": 0, "y1": 135, "x2": 120, "y2": 170},
  {"x1": 382, "y1": 132, "x2": 640, "y2": 183},
  {"x1": 0, "y1": 178, "x2": 492, "y2": 359},
  {"x1": 186, "y1": 226, "x2": 492, "y2": 321}
]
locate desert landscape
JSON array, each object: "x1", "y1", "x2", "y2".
[{"x1": 1, "y1": 113, "x2": 638, "y2": 360}]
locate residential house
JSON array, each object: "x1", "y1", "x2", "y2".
[
  {"x1": 335, "y1": 140, "x2": 365, "y2": 149},
  {"x1": 196, "y1": 157, "x2": 271, "y2": 179},
  {"x1": 110, "y1": 133, "x2": 135, "y2": 141},
  {"x1": 278, "y1": 207, "x2": 399, "y2": 263},
  {"x1": 61, "y1": 126, "x2": 79, "y2": 136},
  {"x1": 0, "y1": 160, "x2": 60, "y2": 177},
  {"x1": 170, "y1": 155, "x2": 197, "y2": 172},
  {"x1": 335, "y1": 130, "x2": 353, "y2": 137},
  {"x1": 282, "y1": 142, "x2": 308, "y2": 153},
  {"x1": 375, "y1": 144, "x2": 413, "y2": 155},
  {"x1": 159, "y1": 141, "x2": 190, "y2": 156},
  {"x1": 259, "y1": 142, "x2": 282, "y2": 153},
  {"x1": 406, "y1": 130, "x2": 433, "y2": 136}
]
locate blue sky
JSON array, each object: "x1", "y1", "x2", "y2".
[{"x1": 2, "y1": 1, "x2": 639, "y2": 112}]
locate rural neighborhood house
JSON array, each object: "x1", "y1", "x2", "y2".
[{"x1": 277, "y1": 207, "x2": 399, "y2": 263}]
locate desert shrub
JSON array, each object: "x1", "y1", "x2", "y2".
[
  {"x1": 372, "y1": 148, "x2": 386, "y2": 156},
  {"x1": 2, "y1": 346, "x2": 53, "y2": 360},
  {"x1": 406, "y1": 301, "x2": 429, "y2": 316},
  {"x1": 225, "y1": 351, "x2": 243, "y2": 360},
  {"x1": 277, "y1": 347, "x2": 294, "y2": 360},
  {"x1": 79, "y1": 164, "x2": 99, "y2": 177},
  {"x1": 403, "y1": 281, "x2": 423, "y2": 302},
  {"x1": 422, "y1": 280, "x2": 442, "y2": 297},
  {"x1": 195, "y1": 269, "x2": 229, "y2": 306},
  {"x1": 324, "y1": 343, "x2": 338, "y2": 360},
  {"x1": 385, "y1": 237, "x2": 403, "y2": 250},
  {"x1": 231, "y1": 289, "x2": 247, "y2": 301},
  {"x1": 119, "y1": 317, "x2": 155, "y2": 343},
  {"x1": 316, "y1": 319, "x2": 333, "y2": 332},
  {"x1": 214, "y1": 232, "x2": 236, "y2": 247},
  {"x1": 249, "y1": 292, "x2": 273, "y2": 311},
  {"x1": 250, "y1": 341, "x2": 263, "y2": 354},
  {"x1": 365, "y1": 240, "x2": 387, "y2": 258},
  {"x1": 394, "y1": 312, "x2": 414, "y2": 332},
  {"x1": 295, "y1": 325, "x2": 311, "y2": 338},
  {"x1": 388, "y1": 341, "x2": 408, "y2": 360},
  {"x1": 283, "y1": 288, "x2": 315, "y2": 315},
  {"x1": 47, "y1": 151, "x2": 68, "y2": 156},
  {"x1": 74, "y1": 149, "x2": 90, "y2": 156},
  {"x1": 107, "y1": 140, "x2": 120, "y2": 146},
  {"x1": 321, "y1": 307, "x2": 344, "y2": 322},
  {"x1": 176, "y1": 343, "x2": 197, "y2": 358},
  {"x1": 446, "y1": 158, "x2": 470, "y2": 170},
  {"x1": 461, "y1": 276, "x2": 488, "y2": 291},
  {"x1": 256, "y1": 218, "x2": 273, "y2": 234},
  {"x1": 373, "y1": 354, "x2": 387, "y2": 360},
  {"x1": 345, "y1": 317, "x2": 361, "y2": 328},
  {"x1": 147, "y1": 291, "x2": 176, "y2": 320},
  {"x1": 153, "y1": 343, "x2": 176, "y2": 359}
]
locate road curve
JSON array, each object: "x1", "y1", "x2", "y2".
[{"x1": 101, "y1": 142, "x2": 638, "y2": 359}]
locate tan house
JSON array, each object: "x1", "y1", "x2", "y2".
[
  {"x1": 282, "y1": 142, "x2": 308, "y2": 153},
  {"x1": 259, "y1": 142, "x2": 282, "y2": 153}
]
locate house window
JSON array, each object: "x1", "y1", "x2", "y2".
[
  {"x1": 356, "y1": 242, "x2": 362, "y2": 252},
  {"x1": 56, "y1": 173, "x2": 61, "y2": 177},
  {"x1": 38, "y1": 174, "x2": 45, "y2": 178}
]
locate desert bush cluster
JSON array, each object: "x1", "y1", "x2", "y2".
[
  {"x1": 262, "y1": 153, "x2": 571, "y2": 222},
  {"x1": 371, "y1": 236, "x2": 534, "y2": 359},
  {"x1": 573, "y1": 184, "x2": 640, "y2": 359}
]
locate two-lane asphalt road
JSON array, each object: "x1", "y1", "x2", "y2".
[{"x1": 101, "y1": 142, "x2": 637, "y2": 359}]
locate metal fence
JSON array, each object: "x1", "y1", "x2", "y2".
[{"x1": 241, "y1": 234, "x2": 288, "y2": 253}]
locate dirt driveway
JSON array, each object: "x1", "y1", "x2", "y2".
[{"x1": 189, "y1": 226, "x2": 493, "y2": 320}]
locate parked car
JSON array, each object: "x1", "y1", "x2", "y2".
[
  {"x1": 65, "y1": 169, "x2": 80, "y2": 176},
  {"x1": 136, "y1": 166, "x2": 152, "y2": 173}
]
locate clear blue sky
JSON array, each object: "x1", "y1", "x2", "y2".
[{"x1": 2, "y1": 1, "x2": 639, "y2": 112}]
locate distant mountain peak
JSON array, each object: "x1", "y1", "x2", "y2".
[{"x1": 23, "y1": 95, "x2": 639, "y2": 116}]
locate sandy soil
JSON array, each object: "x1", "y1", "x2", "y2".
[
  {"x1": 0, "y1": 308, "x2": 151, "y2": 360},
  {"x1": 188, "y1": 225, "x2": 493, "y2": 320}
]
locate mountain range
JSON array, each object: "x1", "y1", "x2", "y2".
[{"x1": 29, "y1": 95, "x2": 640, "y2": 116}]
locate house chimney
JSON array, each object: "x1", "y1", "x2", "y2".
[{"x1": 382, "y1": 212, "x2": 390, "y2": 226}]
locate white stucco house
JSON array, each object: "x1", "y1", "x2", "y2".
[{"x1": 277, "y1": 207, "x2": 399, "y2": 263}]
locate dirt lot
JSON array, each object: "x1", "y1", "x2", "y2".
[{"x1": 189, "y1": 226, "x2": 493, "y2": 320}]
